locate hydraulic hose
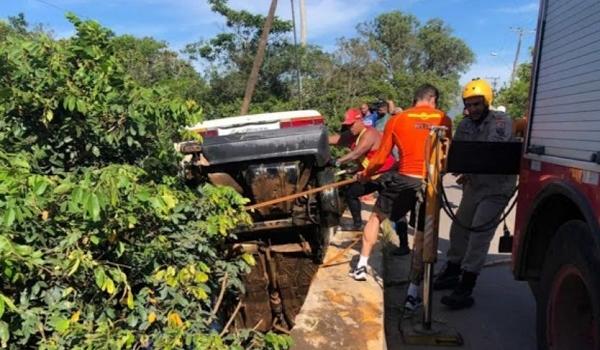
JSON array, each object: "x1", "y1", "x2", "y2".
[{"x1": 439, "y1": 173, "x2": 518, "y2": 232}]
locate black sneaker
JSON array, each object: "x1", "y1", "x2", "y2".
[
  {"x1": 391, "y1": 245, "x2": 411, "y2": 256},
  {"x1": 404, "y1": 295, "x2": 423, "y2": 311},
  {"x1": 433, "y1": 262, "x2": 461, "y2": 290},
  {"x1": 351, "y1": 265, "x2": 368, "y2": 281},
  {"x1": 340, "y1": 222, "x2": 364, "y2": 231}
]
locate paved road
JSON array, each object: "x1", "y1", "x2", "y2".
[{"x1": 383, "y1": 176, "x2": 537, "y2": 350}]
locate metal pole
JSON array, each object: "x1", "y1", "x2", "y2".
[
  {"x1": 290, "y1": 0, "x2": 303, "y2": 108},
  {"x1": 423, "y1": 262, "x2": 434, "y2": 329},
  {"x1": 240, "y1": 0, "x2": 278, "y2": 115},
  {"x1": 299, "y1": 0, "x2": 307, "y2": 46},
  {"x1": 510, "y1": 27, "x2": 524, "y2": 86}
]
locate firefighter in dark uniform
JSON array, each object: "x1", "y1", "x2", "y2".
[{"x1": 434, "y1": 78, "x2": 517, "y2": 309}]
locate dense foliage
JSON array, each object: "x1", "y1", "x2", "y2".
[
  {"x1": 495, "y1": 62, "x2": 532, "y2": 119},
  {"x1": 0, "y1": 14, "x2": 291, "y2": 350}
]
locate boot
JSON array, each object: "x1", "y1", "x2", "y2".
[
  {"x1": 440, "y1": 271, "x2": 478, "y2": 310},
  {"x1": 433, "y1": 261, "x2": 461, "y2": 290},
  {"x1": 340, "y1": 220, "x2": 364, "y2": 231}
]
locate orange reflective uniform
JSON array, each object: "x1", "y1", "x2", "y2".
[{"x1": 365, "y1": 106, "x2": 452, "y2": 178}]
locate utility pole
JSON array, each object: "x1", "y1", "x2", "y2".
[
  {"x1": 510, "y1": 27, "x2": 534, "y2": 85},
  {"x1": 485, "y1": 76, "x2": 500, "y2": 91},
  {"x1": 240, "y1": 0, "x2": 278, "y2": 115},
  {"x1": 290, "y1": 0, "x2": 303, "y2": 108},
  {"x1": 299, "y1": 0, "x2": 307, "y2": 46}
]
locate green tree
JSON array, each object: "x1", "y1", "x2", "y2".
[
  {"x1": 299, "y1": 11, "x2": 474, "y2": 123},
  {"x1": 495, "y1": 62, "x2": 532, "y2": 118},
  {"x1": 0, "y1": 13, "x2": 291, "y2": 349},
  {"x1": 337, "y1": 12, "x2": 474, "y2": 111},
  {"x1": 113, "y1": 35, "x2": 208, "y2": 103}
]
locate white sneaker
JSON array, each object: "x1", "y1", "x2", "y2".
[
  {"x1": 404, "y1": 295, "x2": 423, "y2": 311},
  {"x1": 351, "y1": 266, "x2": 368, "y2": 281}
]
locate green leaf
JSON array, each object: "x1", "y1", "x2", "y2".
[
  {"x1": 92, "y1": 146, "x2": 100, "y2": 157},
  {"x1": 68, "y1": 258, "x2": 80, "y2": 276},
  {"x1": 90, "y1": 235, "x2": 100, "y2": 245},
  {"x1": 241, "y1": 253, "x2": 256, "y2": 266},
  {"x1": 0, "y1": 297, "x2": 4, "y2": 319},
  {"x1": 49, "y1": 315, "x2": 70, "y2": 333},
  {"x1": 9, "y1": 157, "x2": 29, "y2": 170},
  {"x1": 126, "y1": 289, "x2": 134, "y2": 309},
  {"x1": 35, "y1": 181, "x2": 49, "y2": 196},
  {"x1": 104, "y1": 278, "x2": 116, "y2": 295},
  {"x1": 94, "y1": 269, "x2": 106, "y2": 289},
  {"x1": 86, "y1": 193, "x2": 100, "y2": 221},
  {"x1": 3, "y1": 208, "x2": 15, "y2": 227},
  {"x1": 43, "y1": 109, "x2": 54, "y2": 123},
  {"x1": 0, "y1": 321, "x2": 8, "y2": 348},
  {"x1": 76, "y1": 99, "x2": 87, "y2": 114},
  {"x1": 195, "y1": 271, "x2": 209, "y2": 284},
  {"x1": 54, "y1": 183, "x2": 73, "y2": 194}
]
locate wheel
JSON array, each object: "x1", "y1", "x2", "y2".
[
  {"x1": 313, "y1": 225, "x2": 335, "y2": 264},
  {"x1": 537, "y1": 220, "x2": 600, "y2": 350}
]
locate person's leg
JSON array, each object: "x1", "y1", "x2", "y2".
[
  {"x1": 434, "y1": 186, "x2": 478, "y2": 290},
  {"x1": 344, "y1": 181, "x2": 367, "y2": 230},
  {"x1": 351, "y1": 211, "x2": 383, "y2": 281},
  {"x1": 406, "y1": 192, "x2": 425, "y2": 310},
  {"x1": 446, "y1": 187, "x2": 478, "y2": 265},
  {"x1": 393, "y1": 217, "x2": 410, "y2": 255},
  {"x1": 352, "y1": 173, "x2": 418, "y2": 281},
  {"x1": 441, "y1": 195, "x2": 509, "y2": 309},
  {"x1": 461, "y1": 195, "x2": 510, "y2": 273},
  {"x1": 359, "y1": 211, "x2": 383, "y2": 260}
]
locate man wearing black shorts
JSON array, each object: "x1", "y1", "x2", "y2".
[{"x1": 350, "y1": 85, "x2": 452, "y2": 292}]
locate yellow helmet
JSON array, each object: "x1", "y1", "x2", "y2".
[{"x1": 463, "y1": 78, "x2": 493, "y2": 106}]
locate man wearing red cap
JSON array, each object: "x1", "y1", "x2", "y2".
[{"x1": 330, "y1": 109, "x2": 396, "y2": 231}]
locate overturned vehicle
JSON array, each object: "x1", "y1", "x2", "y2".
[{"x1": 177, "y1": 110, "x2": 341, "y2": 330}]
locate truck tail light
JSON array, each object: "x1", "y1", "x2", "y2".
[
  {"x1": 280, "y1": 116, "x2": 324, "y2": 128},
  {"x1": 199, "y1": 129, "x2": 218, "y2": 138}
]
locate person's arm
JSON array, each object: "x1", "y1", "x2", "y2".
[
  {"x1": 337, "y1": 129, "x2": 376, "y2": 165},
  {"x1": 364, "y1": 117, "x2": 396, "y2": 176},
  {"x1": 329, "y1": 134, "x2": 341, "y2": 145}
]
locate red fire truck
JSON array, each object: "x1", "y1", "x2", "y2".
[{"x1": 512, "y1": 0, "x2": 600, "y2": 348}]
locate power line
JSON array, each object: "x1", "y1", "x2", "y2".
[
  {"x1": 29, "y1": 0, "x2": 89, "y2": 20},
  {"x1": 30, "y1": 0, "x2": 69, "y2": 13}
]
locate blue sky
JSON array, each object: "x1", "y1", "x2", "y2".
[{"x1": 1, "y1": 0, "x2": 539, "y2": 87}]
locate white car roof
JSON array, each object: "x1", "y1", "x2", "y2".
[{"x1": 188, "y1": 110, "x2": 322, "y2": 131}]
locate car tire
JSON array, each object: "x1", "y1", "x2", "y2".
[
  {"x1": 536, "y1": 220, "x2": 600, "y2": 350},
  {"x1": 312, "y1": 225, "x2": 335, "y2": 264}
]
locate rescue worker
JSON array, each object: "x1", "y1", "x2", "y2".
[
  {"x1": 329, "y1": 109, "x2": 397, "y2": 232},
  {"x1": 350, "y1": 84, "x2": 452, "y2": 281},
  {"x1": 434, "y1": 78, "x2": 517, "y2": 309}
]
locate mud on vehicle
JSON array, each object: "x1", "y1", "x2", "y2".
[{"x1": 177, "y1": 110, "x2": 341, "y2": 330}]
